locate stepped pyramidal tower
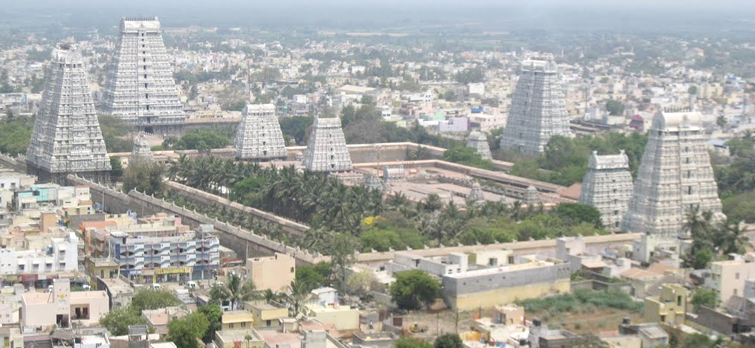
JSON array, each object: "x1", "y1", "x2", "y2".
[
  {"x1": 27, "y1": 46, "x2": 112, "y2": 184},
  {"x1": 467, "y1": 131, "x2": 492, "y2": 160},
  {"x1": 102, "y1": 17, "x2": 185, "y2": 135},
  {"x1": 130, "y1": 133, "x2": 154, "y2": 163},
  {"x1": 579, "y1": 151, "x2": 634, "y2": 231},
  {"x1": 500, "y1": 56, "x2": 573, "y2": 155},
  {"x1": 621, "y1": 108, "x2": 725, "y2": 238},
  {"x1": 302, "y1": 117, "x2": 352, "y2": 172},
  {"x1": 235, "y1": 104, "x2": 287, "y2": 161}
]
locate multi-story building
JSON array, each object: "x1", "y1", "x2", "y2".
[
  {"x1": 102, "y1": 17, "x2": 186, "y2": 135},
  {"x1": 21, "y1": 278, "x2": 109, "y2": 329},
  {"x1": 302, "y1": 117, "x2": 352, "y2": 172},
  {"x1": 500, "y1": 56, "x2": 573, "y2": 155},
  {"x1": 109, "y1": 230, "x2": 220, "y2": 283},
  {"x1": 579, "y1": 150, "x2": 634, "y2": 231},
  {"x1": 710, "y1": 257, "x2": 755, "y2": 305},
  {"x1": 0, "y1": 231, "x2": 78, "y2": 277},
  {"x1": 235, "y1": 104, "x2": 287, "y2": 161},
  {"x1": 246, "y1": 253, "x2": 295, "y2": 292},
  {"x1": 622, "y1": 107, "x2": 725, "y2": 238},
  {"x1": 645, "y1": 283, "x2": 689, "y2": 326},
  {"x1": 26, "y1": 46, "x2": 111, "y2": 184}
]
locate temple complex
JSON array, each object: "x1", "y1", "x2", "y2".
[
  {"x1": 130, "y1": 133, "x2": 154, "y2": 163},
  {"x1": 621, "y1": 107, "x2": 725, "y2": 238},
  {"x1": 579, "y1": 151, "x2": 634, "y2": 231},
  {"x1": 302, "y1": 117, "x2": 352, "y2": 172},
  {"x1": 500, "y1": 56, "x2": 573, "y2": 155},
  {"x1": 467, "y1": 131, "x2": 492, "y2": 160},
  {"x1": 26, "y1": 46, "x2": 112, "y2": 184},
  {"x1": 234, "y1": 104, "x2": 287, "y2": 161},
  {"x1": 102, "y1": 17, "x2": 185, "y2": 135}
]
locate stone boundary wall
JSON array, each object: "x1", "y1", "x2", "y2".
[
  {"x1": 0, "y1": 153, "x2": 27, "y2": 173},
  {"x1": 164, "y1": 181, "x2": 310, "y2": 236}
]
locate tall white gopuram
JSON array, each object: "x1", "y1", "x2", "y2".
[
  {"x1": 500, "y1": 56, "x2": 573, "y2": 155},
  {"x1": 130, "y1": 133, "x2": 154, "y2": 163},
  {"x1": 234, "y1": 104, "x2": 287, "y2": 161},
  {"x1": 579, "y1": 151, "x2": 634, "y2": 231},
  {"x1": 102, "y1": 17, "x2": 185, "y2": 135},
  {"x1": 467, "y1": 131, "x2": 492, "y2": 160},
  {"x1": 621, "y1": 107, "x2": 725, "y2": 238},
  {"x1": 27, "y1": 46, "x2": 112, "y2": 184},
  {"x1": 302, "y1": 117, "x2": 352, "y2": 172}
]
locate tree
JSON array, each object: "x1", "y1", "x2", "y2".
[
  {"x1": 443, "y1": 146, "x2": 493, "y2": 170},
  {"x1": 606, "y1": 99, "x2": 625, "y2": 116},
  {"x1": 122, "y1": 160, "x2": 165, "y2": 196},
  {"x1": 167, "y1": 312, "x2": 209, "y2": 348},
  {"x1": 390, "y1": 270, "x2": 440, "y2": 310},
  {"x1": 210, "y1": 273, "x2": 256, "y2": 310},
  {"x1": 688, "y1": 85, "x2": 698, "y2": 95},
  {"x1": 691, "y1": 288, "x2": 718, "y2": 312},
  {"x1": 172, "y1": 130, "x2": 231, "y2": 150},
  {"x1": 328, "y1": 234, "x2": 359, "y2": 289},
  {"x1": 110, "y1": 157, "x2": 123, "y2": 181},
  {"x1": 296, "y1": 263, "x2": 329, "y2": 292},
  {"x1": 198, "y1": 304, "x2": 223, "y2": 343},
  {"x1": 716, "y1": 115, "x2": 727, "y2": 129},
  {"x1": 346, "y1": 271, "x2": 376, "y2": 298},
  {"x1": 434, "y1": 334, "x2": 463, "y2": 348},
  {"x1": 284, "y1": 279, "x2": 310, "y2": 316},
  {"x1": 553, "y1": 203, "x2": 604, "y2": 229},
  {"x1": 396, "y1": 337, "x2": 433, "y2": 348},
  {"x1": 100, "y1": 307, "x2": 147, "y2": 336},
  {"x1": 131, "y1": 289, "x2": 181, "y2": 313}
]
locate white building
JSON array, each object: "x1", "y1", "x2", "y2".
[
  {"x1": 0, "y1": 232, "x2": 79, "y2": 276},
  {"x1": 579, "y1": 151, "x2": 634, "y2": 231}
]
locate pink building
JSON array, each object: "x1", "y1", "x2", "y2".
[{"x1": 21, "y1": 279, "x2": 109, "y2": 329}]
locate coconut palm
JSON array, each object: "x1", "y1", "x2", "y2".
[{"x1": 209, "y1": 273, "x2": 256, "y2": 310}]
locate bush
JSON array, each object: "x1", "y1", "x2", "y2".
[
  {"x1": 390, "y1": 270, "x2": 440, "y2": 310},
  {"x1": 516, "y1": 290, "x2": 643, "y2": 314}
]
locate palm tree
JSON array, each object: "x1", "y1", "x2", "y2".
[
  {"x1": 717, "y1": 219, "x2": 749, "y2": 255},
  {"x1": 210, "y1": 273, "x2": 256, "y2": 310},
  {"x1": 683, "y1": 204, "x2": 713, "y2": 241},
  {"x1": 284, "y1": 280, "x2": 310, "y2": 317}
]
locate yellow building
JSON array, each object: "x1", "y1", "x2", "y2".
[
  {"x1": 245, "y1": 253, "x2": 295, "y2": 292},
  {"x1": 221, "y1": 310, "x2": 255, "y2": 330},
  {"x1": 214, "y1": 329, "x2": 265, "y2": 348},
  {"x1": 86, "y1": 257, "x2": 120, "y2": 287},
  {"x1": 303, "y1": 304, "x2": 359, "y2": 331},
  {"x1": 644, "y1": 284, "x2": 689, "y2": 326},
  {"x1": 244, "y1": 301, "x2": 289, "y2": 329}
]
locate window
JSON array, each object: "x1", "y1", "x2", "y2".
[
  {"x1": 290, "y1": 267, "x2": 294, "y2": 273},
  {"x1": 677, "y1": 296, "x2": 682, "y2": 306},
  {"x1": 736, "y1": 272, "x2": 740, "y2": 280},
  {"x1": 241, "y1": 322, "x2": 246, "y2": 327},
  {"x1": 228, "y1": 324, "x2": 234, "y2": 329}
]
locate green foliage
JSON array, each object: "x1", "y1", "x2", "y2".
[
  {"x1": 691, "y1": 288, "x2": 718, "y2": 312},
  {"x1": 131, "y1": 289, "x2": 182, "y2": 313},
  {"x1": 279, "y1": 116, "x2": 314, "y2": 145},
  {"x1": 390, "y1": 270, "x2": 440, "y2": 310},
  {"x1": 443, "y1": 146, "x2": 494, "y2": 170},
  {"x1": 682, "y1": 205, "x2": 748, "y2": 269},
  {"x1": 723, "y1": 191, "x2": 755, "y2": 223},
  {"x1": 0, "y1": 116, "x2": 32, "y2": 156},
  {"x1": 209, "y1": 273, "x2": 256, "y2": 310},
  {"x1": 516, "y1": 290, "x2": 643, "y2": 313},
  {"x1": 434, "y1": 334, "x2": 463, "y2": 348},
  {"x1": 167, "y1": 312, "x2": 209, "y2": 348},
  {"x1": 454, "y1": 67, "x2": 485, "y2": 84},
  {"x1": 507, "y1": 132, "x2": 648, "y2": 186},
  {"x1": 100, "y1": 307, "x2": 147, "y2": 336},
  {"x1": 395, "y1": 337, "x2": 433, "y2": 348},
  {"x1": 110, "y1": 157, "x2": 123, "y2": 181},
  {"x1": 98, "y1": 115, "x2": 134, "y2": 153},
  {"x1": 122, "y1": 160, "x2": 165, "y2": 196},
  {"x1": 553, "y1": 203, "x2": 604, "y2": 229},
  {"x1": 606, "y1": 100, "x2": 625, "y2": 115},
  {"x1": 172, "y1": 130, "x2": 231, "y2": 150},
  {"x1": 688, "y1": 85, "x2": 698, "y2": 95},
  {"x1": 296, "y1": 262, "x2": 331, "y2": 292},
  {"x1": 198, "y1": 304, "x2": 222, "y2": 343}
]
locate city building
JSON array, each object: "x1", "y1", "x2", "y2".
[
  {"x1": 302, "y1": 117, "x2": 352, "y2": 172},
  {"x1": 710, "y1": 257, "x2": 755, "y2": 304},
  {"x1": 644, "y1": 283, "x2": 689, "y2": 326},
  {"x1": 102, "y1": 17, "x2": 186, "y2": 135},
  {"x1": 26, "y1": 46, "x2": 111, "y2": 184},
  {"x1": 234, "y1": 104, "x2": 287, "y2": 161},
  {"x1": 109, "y1": 228, "x2": 220, "y2": 283},
  {"x1": 244, "y1": 301, "x2": 288, "y2": 330},
  {"x1": 245, "y1": 253, "x2": 295, "y2": 292},
  {"x1": 621, "y1": 108, "x2": 725, "y2": 238},
  {"x1": 220, "y1": 310, "x2": 255, "y2": 330},
  {"x1": 130, "y1": 133, "x2": 154, "y2": 164},
  {"x1": 466, "y1": 131, "x2": 492, "y2": 160},
  {"x1": 500, "y1": 56, "x2": 573, "y2": 155},
  {"x1": 214, "y1": 329, "x2": 265, "y2": 348},
  {"x1": 303, "y1": 304, "x2": 360, "y2": 331},
  {"x1": 0, "y1": 231, "x2": 78, "y2": 276},
  {"x1": 579, "y1": 151, "x2": 634, "y2": 231},
  {"x1": 21, "y1": 279, "x2": 109, "y2": 329}
]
